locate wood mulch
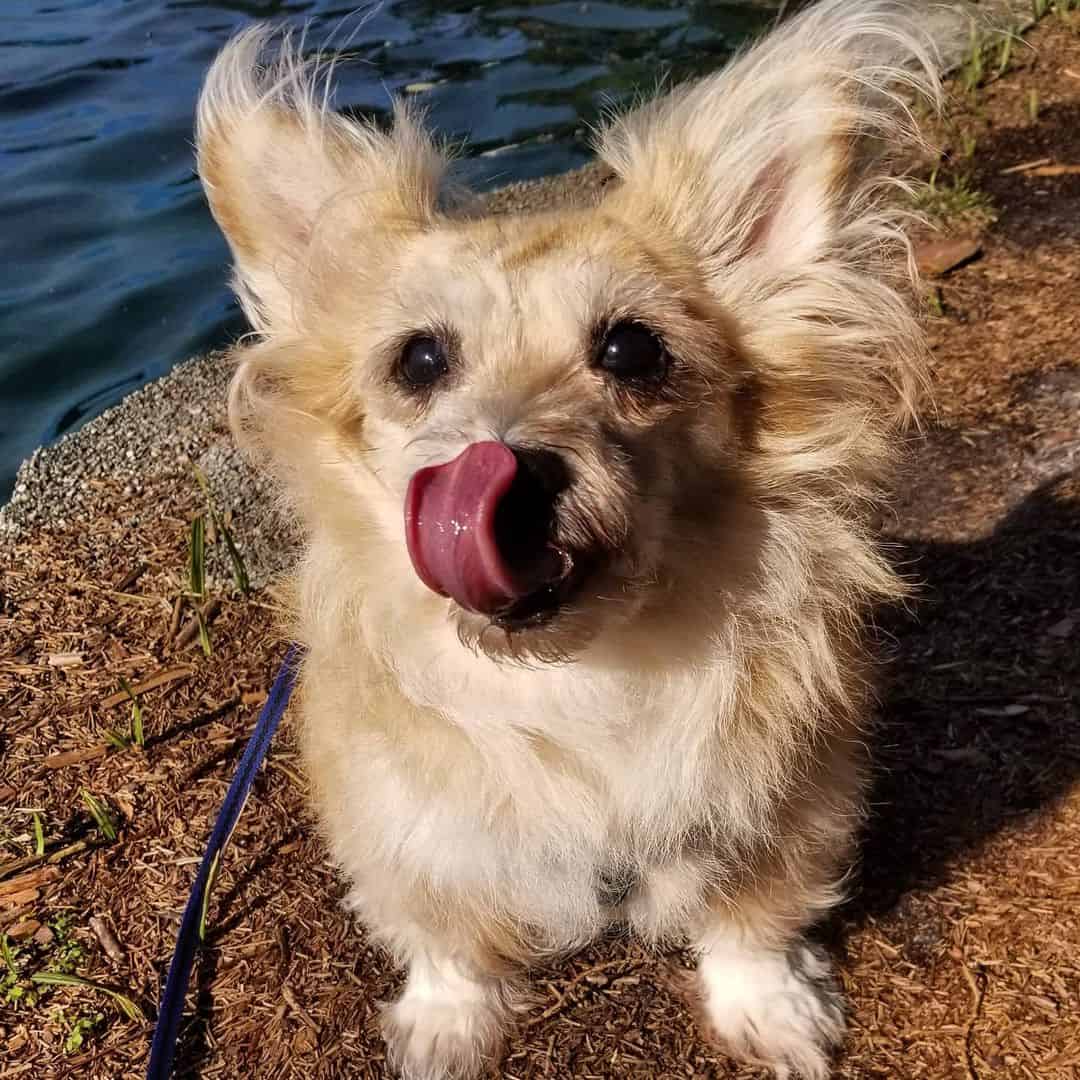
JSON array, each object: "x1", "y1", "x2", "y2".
[{"x1": 2, "y1": 15, "x2": 1079, "y2": 1080}]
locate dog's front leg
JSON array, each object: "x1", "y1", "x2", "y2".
[
  {"x1": 381, "y1": 941, "x2": 514, "y2": 1080},
  {"x1": 691, "y1": 906, "x2": 845, "y2": 1080}
]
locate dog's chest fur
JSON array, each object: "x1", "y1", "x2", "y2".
[{"x1": 300, "y1": 597, "x2": 757, "y2": 950}]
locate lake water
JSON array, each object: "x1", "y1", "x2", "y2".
[{"x1": 0, "y1": 0, "x2": 777, "y2": 498}]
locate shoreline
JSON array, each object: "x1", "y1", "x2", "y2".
[
  {"x1": 0, "y1": 165, "x2": 611, "y2": 588},
  {"x1": 0, "y1": 0, "x2": 1031, "y2": 579}
]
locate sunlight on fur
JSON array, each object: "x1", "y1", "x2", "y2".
[{"x1": 196, "y1": 3, "x2": 958, "y2": 1076}]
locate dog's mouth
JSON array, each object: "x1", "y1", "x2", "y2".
[
  {"x1": 491, "y1": 548, "x2": 592, "y2": 631},
  {"x1": 405, "y1": 441, "x2": 592, "y2": 630}
]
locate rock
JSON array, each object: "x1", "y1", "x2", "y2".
[{"x1": 914, "y1": 235, "x2": 983, "y2": 277}]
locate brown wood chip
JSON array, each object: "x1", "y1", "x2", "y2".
[
  {"x1": 167, "y1": 594, "x2": 183, "y2": 640},
  {"x1": 89, "y1": 914, "x2": 126, "y2": 963},
  {"x1": 282, "y1": 984, "x2": 321, "y2": 1033},
  {"x1": 47, "y1": 651, "x2": 84, "y2": 668},
  {"x1": 43, "y1": 744, "x2": 108, "y2": 769},
  {"x1": 99, "y1": 665, "x2": 194, "y2": 708},
  {"x1": 1024, "y1": 163, "x2": 1080, "y2": 176},
  {"x1": 0, "y1": 866, "x2": 59, "y2": 898},
  {"x1": 0, "y1": 887, "x2": 39, "y2": 910},
  {"x1": 999, "y1": 156, "x2": 1053, "y2": 175},
  {"x1": 111, "y1": 563, "x2": 146, "y2": 592},
  {"x1": 5, "y1": 918, "x2": 41, "y2": 941}
]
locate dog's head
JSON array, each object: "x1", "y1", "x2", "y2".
[{"x1": 198, "y1": 1, "x2": 940, "y2": 662}]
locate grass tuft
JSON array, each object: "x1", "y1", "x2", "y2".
[
  {"x1": 913, "y1": 168, "x2": 997, "y2": 229},
  {"x1": 3, "y1": 913, "x2": 89, "y2": 1012},
  {"x1": 30, "y1": 971, "x2": 144, "y2": 1022},
  {"x1": 2, "y1": 933, "x2": 31, "y2": 1008},
  {"x1": 193, "y1": 465, "x2": 251, "y2": 595},
  {"x1": 79, "y1": 791, "x2": 118, "y2": 843},
  {"x1": 59, "y1": 1008, "x2": 104, "y2": 1054}
]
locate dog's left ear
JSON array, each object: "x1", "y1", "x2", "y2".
[
  {"x1": 598, "y1": 1, "x2": 941, "y2": 294},
  {"x1": 197, "y1": 27, "x2": 446, "y2": 331}
]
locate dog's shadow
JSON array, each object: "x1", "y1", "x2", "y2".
[{"x1": 847, "y1": 474, "x2": 1080, "y2": 926}]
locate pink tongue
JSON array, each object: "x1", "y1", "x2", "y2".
[{"x1": 405, "y1": 442, "x2": 525, "y2": 614}]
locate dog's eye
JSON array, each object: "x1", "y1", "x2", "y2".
[
  {"x1": 399, "y1": 335, "x2": 448, "y2": 390},
  {"x1": 597, "y1": 322, "x2": 668, "y2": 384}
]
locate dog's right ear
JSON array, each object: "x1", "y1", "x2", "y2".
[
  {"x1": 197, "y1": 27, "x2": 446, "y2": 332},
  {"x1": 597, "y1": 0, "x2": 945, "y2": 301}
]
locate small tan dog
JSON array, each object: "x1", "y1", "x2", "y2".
[{"x1": 197, "y1": 3, "x2": 945, "y2": 1076}]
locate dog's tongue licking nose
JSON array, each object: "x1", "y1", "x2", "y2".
[{"x1": 405, "y1": 442, "x2": 557, "y2": 615}]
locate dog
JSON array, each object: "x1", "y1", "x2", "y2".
[{"x1": 196, "y1": 3, "x2": 947, "y2": 1075}]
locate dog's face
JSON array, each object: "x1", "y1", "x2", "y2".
[
  {"x1": 342, "y1": 209, "x2": 747, "y2": 658},
  {"x1": 198, "y1": 27, "x2": 926, "y2": 661}
]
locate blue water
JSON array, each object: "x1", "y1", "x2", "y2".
[{"x1": 0, "y1": 0, "x2": 776, "y2": 497}]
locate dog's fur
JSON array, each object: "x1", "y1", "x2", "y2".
[{"x1": 197, "y1": 3, "x2": 948, "y2": 1076}]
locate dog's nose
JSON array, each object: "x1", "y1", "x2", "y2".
[
  {"x1": 404, "y1": 442, "x2": 570, "y2": 614},
  {"x1": 494, "y1": 445, "x2": 570, "y2": 580}
]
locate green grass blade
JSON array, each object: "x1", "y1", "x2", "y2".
[
  {"x1": 199, "y1": 850, "x2": 223, "y2": 942},
  {"x1": 189, "y1": 515, "x2": 206, "y2": 599},
  {"x1": 131, "y1": 700, "x2": 144, "y2": 748},
  {"x1": 218, "y1": 520, "x2": 250, "y2": 595},
  {"x1": 119, "y1": 676, "x2": 144, "y2": 747},
  {"x1": 1, "y1": 933, "x2": 17, "y2": 975},
  {"x1": 30, "y1": 971, "x2": 144, "y2": 1021},
  {"x1": 103, "y1": 729, "x2": 130, "y2": 752},
  {"x1": 192, "y1": 463, "x2": 212, "y2": 506},
  {"x1": 79, "y1": 790, "x2": 117, "y2": 843},
  {"x1": 196, "y1": 607, "x2": 213, "y2": 658},
  {"x1": 220, "y1": 518, "x2": 251, "y2": 596},
  {"x1": 996, "y1": 33, "x2": 1013, "y2": 75},
  {"x1": 31, "y1": 971, "x2": 86, "y2": 987},
  {"x1": 31, "y1": 812, "x2": 45, "y2": 857}
]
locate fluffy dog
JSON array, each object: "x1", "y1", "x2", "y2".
[{"x1": 197, "y1": 3, "x2": 946, "y2": 1075}]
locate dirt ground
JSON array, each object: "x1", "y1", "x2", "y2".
[{"x1": 2, "y1": 14, "x2": 1079, "y2": 1080}]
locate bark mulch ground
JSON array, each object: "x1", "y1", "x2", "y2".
[{"x1": 2, "y1": 15, "x2": 1079, "y2": 1080}]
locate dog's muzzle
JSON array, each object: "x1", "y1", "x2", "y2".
[{"x1": 404, "y1": 441, "x2": 571, "y2": 617}]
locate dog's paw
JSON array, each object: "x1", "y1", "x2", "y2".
[
  {"x1": 381, "y1": 980, "x2": 505, "y2": 1080},
  {"x1": 697, "y1": 940, "x2": 844, "y2": 1080}
]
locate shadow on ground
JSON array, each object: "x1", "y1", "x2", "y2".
[
  {"x1": 167, "y1": 474, "x2": 1080, "y2": 1078},
  {"x1": 971, "y1": 102, "x2": 1080, "y2": 251},
  {"x1": 852, "y1": 474, "x2": 1080, "y2": 925}
]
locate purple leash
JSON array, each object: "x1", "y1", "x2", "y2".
[{"x1": 146, "y1": 643, "x2": 302, "y2": 1080}]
